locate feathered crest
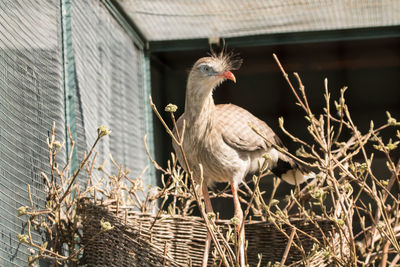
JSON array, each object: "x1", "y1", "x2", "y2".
[{"x1": 208, "y1": 40, "x2": 243, "y2": 71}]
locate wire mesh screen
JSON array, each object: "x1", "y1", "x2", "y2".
[
  {"x1": 0, "y1": 0, "x2": 65, "y2": 266},
  {"x1": 0, "y1": 0, "x2": 153, "y2": 266},
  {"x1": 71, "y1": 0, "x2": 150, "y2": 182},
  {"x1": 120, "y1": 0, "x2": 400, "y2": 41}
]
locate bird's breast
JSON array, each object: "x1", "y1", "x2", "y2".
[{"x1": 181, "y1": 128, "x2": 250, "y2": 185}]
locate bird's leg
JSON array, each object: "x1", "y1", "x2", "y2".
[
  {"x1": 231, "y1": 181, "x2": 245, "y2": 267},
  {"x1": 202, "y1": 183, "x2": 213, "y2": 267}
]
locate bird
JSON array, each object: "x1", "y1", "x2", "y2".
[{"x1": 172, "y1": 51, "x2": 313, "y2": 267}]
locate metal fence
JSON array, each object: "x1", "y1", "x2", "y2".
[{"x1": 0, "y1": 0, "x2": 154, "y2": 266}]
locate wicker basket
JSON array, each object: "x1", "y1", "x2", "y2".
[{"x1": 79, "y1": 201, "x2": 337, "y2": 267}]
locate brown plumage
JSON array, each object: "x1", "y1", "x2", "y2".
[{"x1": 173, "y1": 52, "x2": 313, "y2": 267}]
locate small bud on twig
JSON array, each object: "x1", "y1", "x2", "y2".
[
  {"x1": 323, "y1": 248, "x2": 331, "y2": 258},
  {"x1": 97, "y1": 125, "x2": 111, "y2": 138},
  {"x1": 53, "y1": 141, "x2": 62, "y2": 149},
  {"x1": 100, "y1": 218, "x2": 114, "y2": 232},
  {"x1": 165, "y1": 104, "x2": 178, "y2": 113},
  {"x1": 207, "y1": 212, "x2": 216, "y2": 221},
  {"x1": 344, "y1": 183, "x2": 353, "y2": 197},
  {"x1": 18, "y1": 206, "x2": 29, "y2": 216},
  {"x1": 386, "y1": 111, "x2": 398, "y2": 126},
  {"x1": 373, "y1": 139, "x2": 399, "y2": 152},
  {"x1": 335, "y1": 218, "x2": 345, "y2": 228},
  {"x1": 386, "y1": 139, "x2": 399, "y2": 151},
  {"x1": 263, "y1": 153, "x2": 271, "y2": 161},
  {"x1": 96, "y1": 160, "x2": 106, "y2": 172},
  {"x1": 377, "y1": 221, "x2": 385, "y2": 230},
  {"x1": 230, "y1": 217, "x2": 241, "y2": 226},
  {"x1": 312, "y1": 189, "x2": 326, "y2": 200},
  {"x1": 17, "y1": 234, "x2": 29, "y2": 244}
]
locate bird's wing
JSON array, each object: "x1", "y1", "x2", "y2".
[{"x1": 215, "y1": 104, "x2": 281, "y2": 152}]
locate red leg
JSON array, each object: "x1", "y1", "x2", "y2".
[
  {"x1": 202, "y1": 183, "x2": 213, "y2": 267},
  {"x1": 231, "y1": 181, "x2": 245, "y2": 267}
]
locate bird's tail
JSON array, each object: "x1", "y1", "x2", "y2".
[
  {"x1": 277, "y1": 168, "x2": 315, "y2": 185},
  {"x1": 265, "y1": 149, "x2": 314, "y2": 185}
]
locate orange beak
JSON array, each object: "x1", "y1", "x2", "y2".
[{"x1": 219, "y1": 71, "x2": 236, "y2": 83}]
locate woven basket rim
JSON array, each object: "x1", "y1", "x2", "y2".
[{"x1": 82, "y1": 200, "x2": 331, "y2": 226}]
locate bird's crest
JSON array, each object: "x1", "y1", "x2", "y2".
[{"x1": 208, "y1": 42, "x2": 242, "y2": 71}]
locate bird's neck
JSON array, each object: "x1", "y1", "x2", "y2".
[{"x1": 184, "y1": 83, "x2": 216, "y2": 130}]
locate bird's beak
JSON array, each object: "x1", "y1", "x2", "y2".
[{"x1": 219, "y1": 71, "x2": 236, "y2": 83}]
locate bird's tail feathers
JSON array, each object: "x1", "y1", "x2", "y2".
[
  {"x1": 269, "y1": 152, "x2": 315, "y2": 185},
  {"x1": 280, "y1": 169, "x2": 315, "y2": 185}
]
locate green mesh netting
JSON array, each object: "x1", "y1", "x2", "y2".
[
  {"x1": 71, "y1": 0, "x2": 151, "y2": 182},
  {"x1": 0, "y1": 0, "x2": 65, "y2": 266},
  {"x1": 121, "y1": 0, "x2": 400, "y2": 41},
  {"x1": 0, "y1": 0, "x2": 153, "y2": 266}
]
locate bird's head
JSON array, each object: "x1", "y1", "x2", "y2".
[{"x1": 187, "y1": 52, "x2": 242, "y2": 101}]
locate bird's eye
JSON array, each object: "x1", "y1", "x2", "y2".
[{"x1": 200, "y1": 65, "x2": 213, "y2": 74}]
